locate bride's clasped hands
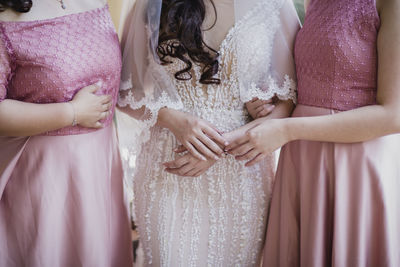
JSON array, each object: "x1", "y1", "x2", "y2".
[{"x1": 162, "y1": 97, "x2": 280, "y2": 176}]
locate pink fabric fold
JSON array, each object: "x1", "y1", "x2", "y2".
[{"x1": 0, "y1": 136, "x2": 29, "y2": 199}]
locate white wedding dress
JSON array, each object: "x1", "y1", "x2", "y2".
[{"x1": 119, "y1": 0, "x2": 299, "y2": 266}]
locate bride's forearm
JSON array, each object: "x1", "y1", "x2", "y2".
[
  {"x1": 116, "y1": 105, "x2": 177, "y2": 130},
  {"x1": 156, "y1": 107, "x2": 179, "y2": 129},
  {"x1": 284, "y1": 104, "x2": 400, "y2": 143}
]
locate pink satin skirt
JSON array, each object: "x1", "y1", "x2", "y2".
[
  {"x1": 0, "y1": 125, "x2": 133, "y2": 267},
  {"x1": 263, "y1": 105, "x2": 400, "y2": 267}
]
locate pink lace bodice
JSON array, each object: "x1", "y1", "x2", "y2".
[
  {"x1": 295, "y1": 0, "x2": 380, "y2": 111},
  {"x1": 0, "y1": 5, "x2": 121, "y2": 135}
]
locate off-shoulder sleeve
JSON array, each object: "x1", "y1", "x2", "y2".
[
  {"x1": 0, "y1": 32, "x2": 11, "y2": 102},
  {"x1": 235, "y1": 0, "x2": 300, "y2": 103},
  {"x1": 118, "y1": 0, "x2": 183, "y2": 144},
  {"x1": 268, "y1": 0, "x2": 300, "y2": 102}
]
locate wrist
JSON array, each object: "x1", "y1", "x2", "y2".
[
  {"x1": 281, "y1": 118, "x2": 296, "y2": 142},
  {"x1": 157, "y1": 107, "x2": 176, "y2": 129},
  {"x1": 66, "y1": 101, "x2": 78, "y2": 127}
]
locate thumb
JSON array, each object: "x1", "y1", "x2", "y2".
[{"x1": 174, "y1": 145, "x2": 187, "y2": 153}]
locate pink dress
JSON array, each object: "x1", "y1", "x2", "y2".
[
  {"x1": 263, "y1": 0, "x2": 400, "y2": 266},
  {"x1": 0, "y1": 6, "x2": 133, "y2": 267}
]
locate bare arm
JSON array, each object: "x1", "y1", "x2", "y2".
[
  {"x1": 284, "y1": 0, "x2": 400, "y2": 143},
  {"x1": 224, "y1": 99, "x2": 294, "y2": 144},
  {"x1": 0, "y1": 84, "x2": 112, "y2": 137},
  {"x1": 227, "y1": 0, "x2": 400, "y2": 165},
  {"x1": 0, "y1": 100, "x2": 74, "y2": 136}
]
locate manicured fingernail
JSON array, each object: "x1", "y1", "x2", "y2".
[
  {"x1": 201, "y1": 156, "x2": 207, "y2": 161},
  {"x1": 225, "y1": 142, "x2": 229, "y2": 146},
  {"x1": 213, "y1": 156, "x2": 219, "y2": 160}
]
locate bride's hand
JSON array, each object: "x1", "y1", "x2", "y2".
[
  {"x1": 225, "y1": 118, "x2": 290, "y2": 166},
  {"x1": 245, "y1": 98, "x2": 275, "y2": 119},
  {"x1": 158, "y1": 108, "x2": 228, "y2": 161},
  {"x1": 163, "y1": 153, "x2": 217, "y2": 177}
]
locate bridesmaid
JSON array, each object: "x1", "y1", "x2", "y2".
[
  {"x1": 227, "y1": 0, "x2": 400, "y2": 266},
  {"x1": 0, "y1": 0, "x2": 132, "y2": 266}
]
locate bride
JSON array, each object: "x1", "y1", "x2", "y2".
[{"x1": 119, "y1": 0, "x2": 299, "y2": 265}]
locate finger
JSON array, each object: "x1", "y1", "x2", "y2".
[
  {"x1": 252, "y1": 99, "x2": 264, "y2": 108},
  {"x1": 225, "y1": 133, "x2": 250, "y2": 151},
  {"x1": 184, "y1": 142, "x2": 207, "y2": 161},
  {"x1": 229, "y1": 143, "x2": 254, "y2": 156},
  {"x1": 261, "y1": 99, "x2": 274, "y2": 104},
  {"x1": 165, "y1": 166, "x2": 195, "y2": 177},
  {"x1": 174, "y1": 145, "x2": 187, "y2": 153},
  {"x1": 94, "y1": 122, "x2": 103, "y2": 129},
  {"x1": 236, "y1": 148, "x2": 260, "y2": 161},
  {"x1": 86, "y1": 84, "x2": 100, "y2": 93},
  {"x1": 245, "y1": 153, "x2": 266, "y2": 167},
  {"x1": 198, "y1": 133, "x2": 224, "y2": 156},
  {"x1": 185, "y1": 168, "x2": 202, "y2": 177},
  {"x1": 255, "y1": 103, "x2": 273, "y2": 113},
  {"x1": 204, "y1": 122, "x2": 224, "y2": 135},
  {"x1": 102, "y1": 102, "x2": 112, "y2": 112},
  {"x1": 163, "y1": 155, "x2": 190, "y2": 169},
  {"x1": 191, "y1": 138, "x2": 220, "y2": 160},
  {"x1": 100, "y1": 112, "x2": 108, "y2": 120},
  {"x1": 193, "y1": 169, "x2": 205, "y2": 177},
  {"x1": 180, "y1": 164, "x2": 197, "y2": 176},
  {"x1": 203, "y1": 125, "x2": 229, "y2": 146},
  {"x1": 251, "y1": 97, "x2": 259, "y2": 103},
  {"x1": 165, "y1": 168, "x2": 185, "y2": 176},
  {"x1": 100, "y1": 95, "x2": 112, "y2": 104},
  {"x1": 256, "y1": 105, "x2": 275, "y2": 118},
  {"x1": 256, "y1": 107, "x2": 275, "y2": 119}
]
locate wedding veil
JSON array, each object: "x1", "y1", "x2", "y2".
[{"x1": 118, "y1": 0, "x2": 300, "y2": 140}]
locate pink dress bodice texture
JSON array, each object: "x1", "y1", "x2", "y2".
[
  {"x1": 264, "y1": 1, "x2": 400, "y2": 266},
  {"x1": 295, "y1": 0, "x2": 380, "y2": 111},
  {"x1": 0, "y1": 6, "x2": 133, "y2": 267},
  {"x1": 0, "y1": 5, "x2": 121, "y2": 135}
]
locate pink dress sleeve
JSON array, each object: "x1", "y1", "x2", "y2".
[{"x1": 0, "y1": 33, "x2": 11, "y2": 102}]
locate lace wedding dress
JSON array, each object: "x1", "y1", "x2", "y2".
[{"x1": 118, "y1": 0, "x2": 299, "y2": 266}]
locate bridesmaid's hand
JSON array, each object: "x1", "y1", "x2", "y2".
[
  {"x1": 245, "y1": 97, "x2": 275, "y2": 119},
  {"x1": 70, "y1": 82, "x2": 112, "y2": 128},
  {"x1": 163, "y1": 153, "x2": 217, "y2": 177},
  {"x1": 158, "y1": 108, "x2": 228, "y2": 161},
  {"x1": 226, "y1": 118, "x2": 290, "y2": 166}
]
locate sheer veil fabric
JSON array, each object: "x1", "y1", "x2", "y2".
[{"x1": 118, "y1": 0, "x2": 299, "y2": 144}]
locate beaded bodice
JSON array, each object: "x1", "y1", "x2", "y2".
[
  {"x1": 162, "y1": 6, "x2": 296, "y2": 133},
  {"x1": 163, "y1": 32, "x2": 247, "y2": 133},
  {"x1": 295, "y1": 0, "x2": 380, "y2": 111},
  {"x1": 0, "y1": 6, "x2": 121, "y2": 135}
]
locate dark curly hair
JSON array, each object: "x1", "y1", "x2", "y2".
[
  {"x1": 0, "y1": 0, "x2": 32, "y2": 12},
  {"x1": 157, "y1": 0, "x2": 220, "y2": 85}
]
